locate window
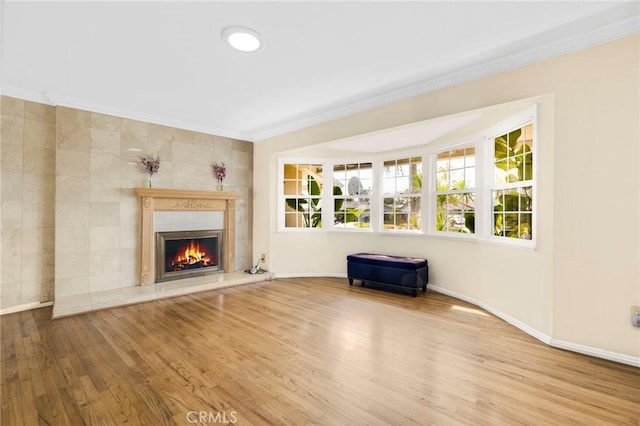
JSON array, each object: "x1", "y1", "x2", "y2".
[
  {"x1": 278, "y1": 104, "x2": 536, "y2": 245},
  {"x1": 382, "y1": 157, "x2": 422, "y2": 230},
  {"x1": 332, "y1": 163, "x2": 373, "y2": 229},
  {"x1": 491, "y1": 123, "x2": 534, "y2": 240},
  {"x1": 434, "y1": 145, "x2": 475, "y2": 233},
  {"x1": 283, "y1": 163, "x2": 324, "y2": 228}
]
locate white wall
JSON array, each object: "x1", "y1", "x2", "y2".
[{"x1": 253, "y1": 35, "x2": 639, "y2": 361}]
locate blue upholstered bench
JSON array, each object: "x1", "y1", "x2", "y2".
[{"x1": 347, "y1": 253, "x2": 428, "y2": 297}]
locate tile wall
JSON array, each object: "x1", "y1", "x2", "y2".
[
  {"x1": 1, "y1": 96, "x2": 56, "y2": 308},
  {"x1": 1, "y1": 96, "x2": 253, "y2": 307}
]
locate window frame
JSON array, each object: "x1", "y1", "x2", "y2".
[
  {"x1": 278, "y1": 158, "x2": 326, "y2": 232},
  {"x1": 431, "y1": 141, "x2": 478, "y2": 236},
  {"x1": 277, "y1": 105, "x2": 537, "y2": 250},
  {"x1": 481, "y1": 105, "x2": 537, "y2": 248},
  {"x1": 328, "y1": 160, "x2": 376, "y2": 232},
  {"x1": 379, "y1": 154, "x2": 424, "y2": 233}
]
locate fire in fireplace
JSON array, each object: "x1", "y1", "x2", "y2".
[
  {"x1": 155, "y1": 230, "x2": 223, "y2": 282},
  {"x1": 167, "y1": 239, "x2": 215, "y2": 271}
]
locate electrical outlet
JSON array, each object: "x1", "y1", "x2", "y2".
[
  {"x1": 632, "y1": 306, "x2": 640, "y2": 327},
  {"x1": 261, "y1": 253, "x2": 266, "y2": 263}
]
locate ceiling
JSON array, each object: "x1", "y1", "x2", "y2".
[{"x1": 1, "y1": 1, "x2": 638, "y2": 142}]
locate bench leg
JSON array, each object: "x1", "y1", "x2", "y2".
[
  {"x1": 348, "y1": 278, "x2": 353, "y2": 285},
  {"x1": 411, "y1": 289, "x2": 417, "y2": 297}
]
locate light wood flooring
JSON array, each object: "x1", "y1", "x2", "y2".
[{"x1": 2, "y1": 277, "x2": 639, "y2": 425}]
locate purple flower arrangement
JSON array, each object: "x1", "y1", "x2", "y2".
[
  {"x1": 212, "y1": 162, "x2": 226, "y2": 180},
  {"x1": 139, "y1": 155, "x2": 160, "y2": 187},
  {"x1": 212, "y1": 162, "x2": 227, "y2": 190},
  {"x1": 139, "y1": 154, "x2": 161, "y2": 176}
]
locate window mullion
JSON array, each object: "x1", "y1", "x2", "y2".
[
  {"x1": 478, "y1": 137, "x2": 491, "y2": 240},
  {"x1": 370, "y1": 161, "x2": 381, "y2": 231},
  {"x1": 323, "y1": 161, "x2": 332, "y2": 230}
]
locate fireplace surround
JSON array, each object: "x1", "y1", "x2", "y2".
[{"x1": 134, "y1": 188, "x2": 241, "y2": 285}]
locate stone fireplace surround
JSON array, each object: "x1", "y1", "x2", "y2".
[
  {"x1": 134, "y1": 188, "x2": 239, "y2": 284},
  {"x1": 51, "y1": 188, "x2": 271, "y2": 318}
]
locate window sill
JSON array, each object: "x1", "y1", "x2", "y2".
[
  {"x1": 426, "y1": 231, "x2": 536, "y2": 251},
  {"x1": 280, "y1": 226, "x2": 537, "y2": 250}
]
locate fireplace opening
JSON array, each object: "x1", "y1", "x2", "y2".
[{"x1": 155, "y1": 230, "x2": 223, "y2": 282}]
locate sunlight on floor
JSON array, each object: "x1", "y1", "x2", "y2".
[{"x1": 451, "y1": 305, "x2": 489, "y2": 316}]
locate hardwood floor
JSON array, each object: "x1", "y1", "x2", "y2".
[{"x1": 2, "y1": 277, "x2": 639, "y2": 425}]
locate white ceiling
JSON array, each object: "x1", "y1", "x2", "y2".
[{"x1": 1, "y1": 1, "x2": 638, "y2": 142}]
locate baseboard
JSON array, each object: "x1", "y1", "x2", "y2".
[
  {"x1": 550, "y1": 339, "x2": 640, "y2": 368},
  {"x1": 0, "y1": 301, "x2": 54, "y2": 316},
  {"x1": 429, "y1": 285, "x2": 640, "y2": 368},
  {"x1": 429, "y1": 285, "x2": 552, "y2": 345}
]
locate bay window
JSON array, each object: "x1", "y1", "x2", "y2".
[{"x1": 279, "y1": 105, "x2": 536, "y2": 247}]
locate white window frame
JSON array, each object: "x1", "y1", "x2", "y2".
[
  {"x1": 326, "y1": 160, "x2": 377, "y2": 232},
  {"x1": 481, "y1": 105, "x2": 537, "y2": 248},
  {"x1": 278, "y1": 158, "x2": 326, "y2": 232},
  {"x1": 429, "y1": 140, "x2": 479, "y2": 238},
  {"x1": 379, "y1": 154, "x2": 424, "y2": 234},
  {"x1": 425, "y1": 105, "x2": 537, "y2": 248},
  {"x1": 277, "y1": 105, "x2": 537, "y2": 248}
]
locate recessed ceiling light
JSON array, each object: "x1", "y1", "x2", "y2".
[{"x1": 222, "y1": 26, "x2": 262, "y2": 52}]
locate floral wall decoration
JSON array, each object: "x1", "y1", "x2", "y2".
[
  {"x1": 139, "y1": 154, "x2": 161, "y2": 187},
  {"x1": 212, "y1": 162, "x2": 226, "y2": 190}
]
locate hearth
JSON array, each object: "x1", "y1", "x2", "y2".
[{"x1": 155, "y1": 230, "x2": 222, "y2": 282}]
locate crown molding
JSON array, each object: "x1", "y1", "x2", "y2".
[
  {"x1": 0, "y1": 85, "x2": 255, "y2": 142},
  {"x1": 251, "y1": 13, "x2": 640, "y2": 141},
  {"x1": 2, "y1": 11, "x2": 637, "y2": 144}
]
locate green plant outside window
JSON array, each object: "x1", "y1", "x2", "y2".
[
  {"x1": 383, "y1": 157, "x2": 422, "y2": 231},
  {"x1": 492, "y1": 124, "x2": 534, "y2": 239},
  {"x1": 435, "y1": 146, "x2": 476, "y2": 234},
  {"x1": 284, "y1": 163, "x2": 324, "y2": 228}
]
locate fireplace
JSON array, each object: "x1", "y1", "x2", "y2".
[
  {"x1": 155, "y1": 230, "x2": 223, "y2": 282},
  {"x1": 134, "y1": 188, "x2": 240, "y2": 285}
]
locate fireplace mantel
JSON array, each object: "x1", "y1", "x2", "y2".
[{"x1": 134, "y1": 188, "x2": 242, "y2": 285}]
